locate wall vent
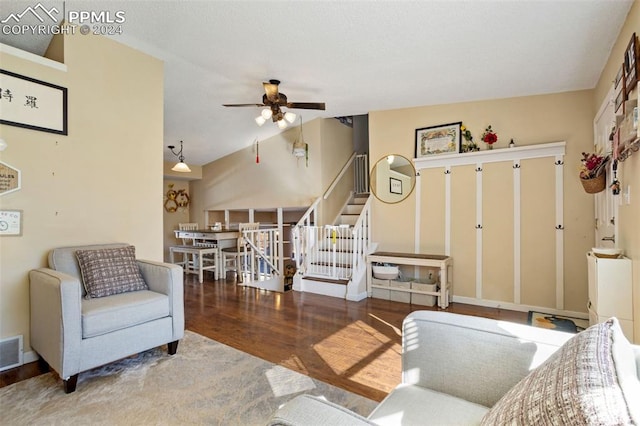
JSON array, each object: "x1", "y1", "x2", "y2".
[{"x1": 0, "y1": 335, "x2": 23, "y2": 371}]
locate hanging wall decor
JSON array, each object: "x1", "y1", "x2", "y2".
[
  {"x1": 0, "y1": 160, "x2": 21, "y2": 196},
  {"x1": 415, "y1": 122, "x2": 461, "y2": 157},
  {"x1": 0, "y1": 70, "x2": 68, "y2": 135},
  {"x1": 0, "y1": 209, "x2": 23, "y2": 236},
  {"x1": 624, "y1": 33, "x2": 638, "y2": 95},
  {"x1": 164, "y1": 184, "x2": 190, "y2": 213}
]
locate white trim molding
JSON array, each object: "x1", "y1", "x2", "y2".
[{"x1": 413, "y1": 141, "x2": 566, "y2": 170}]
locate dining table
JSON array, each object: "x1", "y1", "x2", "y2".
[{"x1": 172, "y1": 228, "x2": 240, "y2": 280}]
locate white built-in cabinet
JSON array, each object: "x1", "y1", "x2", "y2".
[{"x1": 587, "y1": 252, "x2": 634, "y2": 341}]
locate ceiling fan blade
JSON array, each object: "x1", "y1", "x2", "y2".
[
  {"x1": 263, "y1": 81, "x2": 280, "y2": 103},
  {"x1": 286, "y1": 102, "x2": 326, "y2": 110},
  {"x1": 223, "y1": 103, "x2": 265, "y2": 107}
]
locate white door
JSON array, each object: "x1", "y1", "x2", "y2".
[{"x1": 592, "y1": 86, "x2": 618, "y2": 248}]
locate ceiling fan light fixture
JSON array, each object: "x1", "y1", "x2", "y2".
[
  {"x1": 255, "y1": 116, "x2": 267, "y2": 126},
  {"x1": 284, "y1": 111, "x2": 297, "y2": 123},
  {"x1": 277, "y1": 119, "x2": 288, "y2": 129},
  {"x1": 261, "y1": 108, "x2": 273, "y2": 120}
]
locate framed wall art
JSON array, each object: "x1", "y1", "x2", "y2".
[
  {"x1": 614, "y1": 63, "x2": 624, "y2": 92},
  {"x1": 390, "y1": 177, "x2": 402, "y2": 194},
  {"x1": 0, "y1": 69, "x2": 68, "y2": 135},
  {"x1": 624, "y1": 33, "x2": 638, "y2": 95},
  {"x1": 615, "y1": 88, "x2": 626, "y2": 115},
  {"x1": 0, "y1": 209, "x2": 22, "y2": 236},
  {"x1": 415, "y1": 121, "x2": 461, "y2": 158}
]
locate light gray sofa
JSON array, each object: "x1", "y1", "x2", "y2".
[
  {"x1": 269, "y1": 311, "x2": 640, "y2": 425},
  {"x1": 29, "y1": 243, "x2": 184, "y2": 393}
]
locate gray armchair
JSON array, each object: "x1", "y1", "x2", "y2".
[
  {"x1": 29, "y1": 243, "x2": 184, "y2": 393},
  {"x1": 269, "y1": 311, "x2": 640, "y2": 425}
]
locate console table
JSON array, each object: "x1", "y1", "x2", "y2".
[{"x1": 366, "y1": 252, "x2": 453, "y2": 309}]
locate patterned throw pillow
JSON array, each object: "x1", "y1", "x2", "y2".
[
  {"x1": 481, "y1": 319, "x2": 636, "y2": 425},
  {"x1": 76, "y1": 246, "x2": 148, "y2": 298}
]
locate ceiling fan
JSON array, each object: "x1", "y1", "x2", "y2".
[{"x1": 223, "y1": 80, "x2": 326, "y2": 128}]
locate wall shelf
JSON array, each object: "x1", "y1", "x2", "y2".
[{"x1": 413, "y1": 141, "x2": 566, "y2": 170}]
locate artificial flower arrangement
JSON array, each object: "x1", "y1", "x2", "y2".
[
  {"x1": 579, "y1": 151, "x2": 610, "y2": 194},
  {"x1": 481, "y1": 125, "x2": 498, "y2": 149},
  {"x1": 579, "y1": 151, "x2": 609, "y2": 180},
  {"x1": 460, "y1": 124, "x2": 479, "y2": 152}
]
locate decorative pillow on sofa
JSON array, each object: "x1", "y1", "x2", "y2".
[
  {"x1": 75, "y1": 246, "x2": 148, "y2": 299},
  {"x1": 481, "y1": 318, "x2": 639, "y2": 425}
]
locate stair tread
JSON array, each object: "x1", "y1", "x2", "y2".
[
  {"x1": 310, "y1": 261, "x2": 352, "y2": 268},
  {"x1": 302, "y1": 276, "x2": 349, "y2": 285}
]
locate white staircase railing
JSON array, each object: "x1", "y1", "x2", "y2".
[
  {"x1": 350, "y1": 195, "x2": 372, "y2": 278},
  {"x1": 304, "y1": 225, "x2": 354, "y2": 279},
  {"x1": 241, "y1": 227, "x2": 281, "y2": 285},
  {"x1": 292, "y1": 151, "x2": 372, "y2": 293},
  {"x1": 354, "y1": 154, "x2": 369, "y2": 194},
  {"x1": 295, "y1": 195, "x2": 372, "y2": 282}
]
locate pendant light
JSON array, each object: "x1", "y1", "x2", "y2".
[{"x1": 168, "y1": 141, "x2": 191, "y2": 172}]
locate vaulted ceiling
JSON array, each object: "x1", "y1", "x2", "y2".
[{"x1": 0, "y1": 1, "x2": 633, "y2": 165}]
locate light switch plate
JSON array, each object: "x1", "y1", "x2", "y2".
[{"x1": 624, "y1": 185, "x2": 631, "y2": 205}]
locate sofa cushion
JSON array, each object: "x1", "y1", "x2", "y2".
[
  {"x1": 81, "y1": 290, "x2": 170, "y2": 338},
  {"x1": 480, "y1": 318, "x2": 638, "y2": 425},
  {"x1": 368, "y1": 384, "x2": 488, "y2": 425},
  {"x1": 76, "y1": 246, "x2": 148, "y2": 298}
]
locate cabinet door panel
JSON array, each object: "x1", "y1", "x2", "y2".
[
  {"x1": 451, "y1": 165, "x2": 476, "y2": 298},
  {"x1": 419, "y1": 168, "x2": 445, "y2": 254},
  {"x1": 520, "y1": 158, "x2": 556, "y2": 308},
  {"x1": 483, "y1": 162, "x2": 514, "y2": 302}
]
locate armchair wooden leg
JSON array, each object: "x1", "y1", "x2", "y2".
[
  {"x1": 64, "y1": 374, "x2": 79, "y2": 393},
  {"x1": 168, "y1": 340, "x2": 179, "y2": 355}
]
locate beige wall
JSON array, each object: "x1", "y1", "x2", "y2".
[
  {"x1": 594, "y1": 1, "x2": 640, "y2": 342},
  {"x1": 0, "y1": 34, "x2": 163, "y2": 351},
  {"x1": 369, "y1": 90, "x2": 595, "y2": 313},
  {"x1": 190, "y1": 118, "x2": 353, "y2": 225},
  {"x1": 318, "y1": 118, "x2": 355, "y2": 224}
]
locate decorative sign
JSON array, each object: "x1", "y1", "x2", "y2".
[
  {"x1": 0, "y1": 209, "x2": 22, "y2": 236},
  {"x1": 0, "y1": 69, "x2": 68, "y2": 135},
  {"x1": 0, "y1": 161, "x2": 21, "y2": 196}
]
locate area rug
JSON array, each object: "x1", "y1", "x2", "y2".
[
  {"x1": 0, "y1": 331, "x2": 377, "y2": 425},
  {"x1": 528, "y1": 311, "x2": 589, "y2": 334}
]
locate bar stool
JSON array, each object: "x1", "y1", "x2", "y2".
[
  {"x1": 222, "y1": 222, "x2": 260, "y2": 283},
  {"x1": 170, "y1": 244, "x2": 218, "y2": 284}
]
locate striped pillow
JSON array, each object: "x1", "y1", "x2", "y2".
[
  {"x1": 76, "y1": 246, "x2": 148, "y2": 298},
  {"x1": 481, "y1": 318, "x2": 637, "y2": 425}
]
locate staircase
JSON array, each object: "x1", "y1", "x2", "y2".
[
  {"x1": 336, "y1": 194, "x2": 368, "y2": 226},
  {"x1": 291, "y1": 152, "x2": 372, "y2": 301},
  {"x1": 294, "y1": 192, "x2": 372, "y2": 301}
]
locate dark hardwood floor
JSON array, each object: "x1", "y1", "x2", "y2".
[{"x1": 1, "y1": 274, "x2": 528, "y2": 401}]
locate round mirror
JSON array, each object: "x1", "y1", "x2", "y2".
[{"x1": 370, "y1": 154, "x2": 416, "y2": 204}]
